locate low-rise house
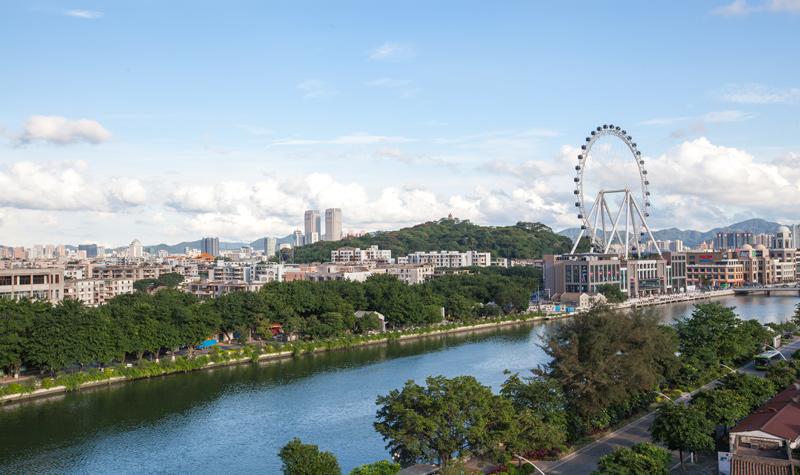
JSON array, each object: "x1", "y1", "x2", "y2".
[{"x1": 724, "y1": 383, "x2": 800, "y2": 474}]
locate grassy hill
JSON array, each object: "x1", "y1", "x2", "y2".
[{"x1": 291, "y1": 218, "x2": 572, "y2": 263}]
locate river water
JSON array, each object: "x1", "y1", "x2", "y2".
[{"x1": 1, "y1": 295, "x2": 797, "y2": 474}]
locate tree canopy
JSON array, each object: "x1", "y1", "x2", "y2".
[
  {"x1": 279, "y1": 438, "x2": 341, "y2": 475},
  {"x1": 538, "y1": 306, "x2": 679, "y2": 426},
  {"x1": 593, "y1": 443, "x2": 671, "y2": 475},
  {"x1": 374, "y1": 375, "x2": 515, "y2": 467},
  {"x1": 292, "y1": 219, "x2": 572, "y2": 263}
]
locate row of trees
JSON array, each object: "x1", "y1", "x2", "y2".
[{"x1": 0, "y1": 267, "x2": 540, "y2": 377}]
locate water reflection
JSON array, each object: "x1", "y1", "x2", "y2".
[{"x1": 0, "y1": 296, "x2": 796, "y2": 474}]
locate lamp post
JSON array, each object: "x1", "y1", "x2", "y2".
[
  {"x1": 720, "y1": 363, "x2": 737, "y2": 374},
  {"x1": 765, "y1": 344, "x2": 787, "y2": 361}
]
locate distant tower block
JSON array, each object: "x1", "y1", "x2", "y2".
[{"x1": 325, "y1": 208, "x2": 342, "y2": 241}]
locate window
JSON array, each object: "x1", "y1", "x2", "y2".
[
  {"x1": 0, "y1": 276, "x2": 11, "y2": 286},
  {"x1": 32, "y1": 275, "x2": 45, "y2": 284},
  {"x1": 18, "y1": 275, "x2": 31, "y2": 285}
]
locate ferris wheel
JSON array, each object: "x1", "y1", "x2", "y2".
[{"x1": 569, "y1": 124, "x2": 662, "y2": 259}]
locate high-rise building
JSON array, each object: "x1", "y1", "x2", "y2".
[
  {"x1": 325, "y1": 208, "x2": 342, "y2": 241},
  {"x1": 714, "y1": 232, "x2": 753, "y2": 250},
  {"x1": 264, "y1": 237, "x2": 277, "y2": 256},
  {"x1": 129, "y1": 239, "x2": 143, "y2": 258},
  {"x1": 292, "y1": 230, "x2": 304, "y2": 247},
  {"x1": 793, "y1": 224, "x2": 800, "y2": 250},
  {"x1": 304, "y1": 210, "x2": 321, "y2": 245},
  {"x1": 78, "y1": 244, "x2": 99, "y2": 258},
  {"x1": 201, "y1": 237, "x2": 220, "y2": 257}
]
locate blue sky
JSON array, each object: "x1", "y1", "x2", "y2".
[{"x1": 1, "y1": 0, "x2": 799, "y2": 246}]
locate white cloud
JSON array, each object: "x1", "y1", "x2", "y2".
[
  {"x1": 639, "y1": 110, "x2": 754, "y2": 126},
  {"x1": 0, "y1": 161, "x2": 146, "y2": 212},
  {"x1": 702, "y1": 110, "x2": 755, "y2": 122},
  {"x1": 718, "y1": 83, "x2": 800, "y2": 104},
  {"x1": 12, "y1": 115, "x2": 111, "y2": 145},
  {"x1": 713, "y1": 0, "x2": 751, "y2": 15},
  {"x1": 369, "y1": 42, "x2": 415, "y2": 61},
  {"x1": 272, "y1": 132, "x2": 413, "y2": 146},
  {"x1": 296, "y1": 79, "x2": 335, "y2": 99},
  {"x1": 162, "y1": 170, "x2": 574, "y2": 240},
  {"x1": 65, "y1": 10, "x2": 103, "y2": 19},
  {"x1": 712, "y1": 0, "x2": 800, "y2": 15},
  {"x1": 107, "y1": 178, "x2": 148, "y2": 206}
]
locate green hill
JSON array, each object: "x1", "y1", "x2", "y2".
[{"x1": 291, "y1": 218, "x2": 572, "y2": 263}]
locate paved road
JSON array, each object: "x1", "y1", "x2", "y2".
[{"x1": 534, "y1": 338, "x2": 800, "y2": 475}]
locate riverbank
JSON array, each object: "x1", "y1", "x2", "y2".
[
  {"x1": 0, "y1": 312, "x2": 559, "y2": 406},
  {"x1": 618, "y1": 289, "x2": 735, "y2": 309}
]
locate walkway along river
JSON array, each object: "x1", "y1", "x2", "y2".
[{"x1": 0, "y1": 295, "x2": 797, "y2": 474}]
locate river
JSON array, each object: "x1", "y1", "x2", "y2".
[{"x1": 0, "y1": 295, "x2": 797, "y2": 474}]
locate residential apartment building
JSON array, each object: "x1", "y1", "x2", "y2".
[
  {"x1": 715, "y1": 232, "x2": 754, "y2": 250},
  {"x1": 201, "y1": 237, "x2": 220, "y2": 257},
  {"x1": 91, "y1": 264, "x2": 171, "y2": 281},
  {"x1": 0, "y1": 267, "x2": 64, "y2": 303},
  {"x1": 64, "y1": 278, "x2": 134, "y2": 306},
  {"x1": 383, "y1": 264, "x2": 434, "y2": 285},
  {"x1": 331, "y1": 245, "x2": 392, "y2": 264},
  {"x1": 402, "y1": 250, "x2": 491, "y2": 268}
]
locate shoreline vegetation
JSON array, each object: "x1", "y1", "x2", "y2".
[
  {"x1": 0, "y1": 288, "x2": 747, "y2": 406},
  {"x1": 0, "y1": 312, "x2": 555, "y2": 405}
]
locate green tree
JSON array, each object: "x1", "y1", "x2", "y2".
[
  {"x1": 279, "y1": 438, "x2": 341, "y2": 475},
  {"x1": 719, "y1": 372, "x2": 777, "y2": 410},
  {"x1": 675, "y1": 303, "x2": 768, "y2": 372},
  {"x1": 595, "y1": 284, "x2": 626, "y2": 303},
  {"x1": 348, "y1": 460, "x2": 401, "y2": 475},
  {"x1": 765, "y1": 360, "x2": 798, "y2": 390},
  {"x1": 539, "y1": 306, "x2": 679, "y2": 427},
  {"x1": 156, "y1": 272, "x2": 184, "y2": 288},
  {"x1": 593, "y1": 443, "x2": 671, "y2": 475},
  {"x1": 650, "y1": 404, "x2": 714, "y2": 470},
  {"x1": 692, "y1": 388, "x2": 750, "y2": 428},
  {"x1": 374, "y1": 375, "x2": 515, "y2": 467},
  {"x1": 500, "y1": 373, "x2": 568, "y2": 452},
  {"x1": 355, "y1": 312, "x2": 382, "y2": 334},
  {"x1": 0, "y1": 299, "x2": 36, "y2": 377}
]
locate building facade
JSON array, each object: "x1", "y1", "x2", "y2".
[
  {"x1": 0, "y1": 267, "x2": 64, "y2": 303},
  {"x1": 304, "y1": 210, "x2": 321, "y2": 245},
  {"x1": 201, "y1": 237, "x2": 220, "y2": 257},
  {"x1": 324, "y1": 208, "x2": 342, "y2": 241}
]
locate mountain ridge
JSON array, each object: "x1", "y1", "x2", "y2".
[{"x1": 558, "y1": 218, "x2": 785, "y2": 248}]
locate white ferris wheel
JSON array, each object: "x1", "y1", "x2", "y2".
[{"x1": 569, "y1": 124, "x2": 662, "y2": 259}]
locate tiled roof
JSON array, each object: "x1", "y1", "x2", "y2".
[{"x1": 732, "y1": 383, "x2": 800, "y2": 441}]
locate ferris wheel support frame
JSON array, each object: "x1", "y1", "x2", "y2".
[{"x1": 569, "y1": 189, "x2": 662, "y2": 259}]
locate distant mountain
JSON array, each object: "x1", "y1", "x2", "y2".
[
  {"x1": 558, "y1": 218, "x2": 784, "y2": 248},
  {"x1": 141, "y1": 234, "x2": 295, "y2": 254}
]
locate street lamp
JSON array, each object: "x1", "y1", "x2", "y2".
[
  {"x1": 654, "y1": 390, "x2": 674, "y2": 402},
  {"x1": 720, "y1": 363, "x2": 737, "y2": 374},
  {"x1": 765, "y1": 345, "x2": 787, "y2": 361}
]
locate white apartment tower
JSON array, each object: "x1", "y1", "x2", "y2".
[
  {"x1": 325, "y1": 208, "x2": 342, "y2": 241},
  {"x1": 264, "y1": 237, "x2": 277, "y2": 256},
  {"x1": 304, "y1": 210, "x2": 321, "y2": 245},
  {"x1": 129, "y1": 239, "x2": 143, "y2": 258}
]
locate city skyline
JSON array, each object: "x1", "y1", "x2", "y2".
[{"x1": 1, "y1": 1, "x2": 799, "y2": 246}]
